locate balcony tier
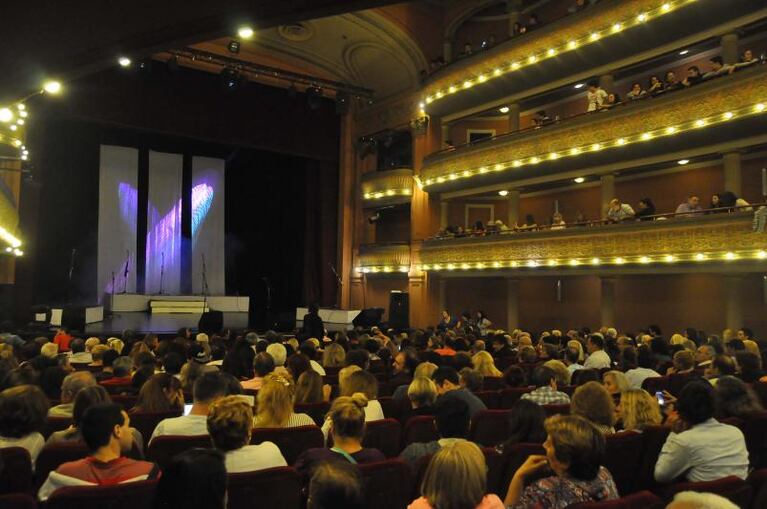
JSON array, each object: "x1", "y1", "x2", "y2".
[
  {"x1": 360, "y1": 168, "x2": 414, "y2": 208},
  {"x1": 357, "y1": 242, "x2": 411, "y2": 274}
]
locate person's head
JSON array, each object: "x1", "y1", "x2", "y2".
[
  {"x1": 251, "y1": 352, "x2": 275, "y2": 378},
  {"x1": 686, "y1": 195, "x2": 699, "y2": 208},
  {"x1": 69, "y1": 338, "x2": 85, "y2": 354},
  {"x1": 636, "y1": 345, "x2": 655, "y2": 369},
  {"x1": 192, "y1": 371, "x2": 230, "y2": 405},
  {"x1": 710, "y1": 56, "x2": 723, "y2": 70},
  {"x1": 530, "y1": 366, "x2": 557, "y2": 389},
  {"x1": 742, "y1": 49, "x2": 754, "y2": 62},
  {"x1": 587, "y1": 80, "x2": 599, "y2": 92},
  {"x1": 458, "y1": 368, "x2": 484, "y2": 393},
  {"x1": 519, "y1": 346, "x2": 537, "y2": 364},
  {"x1": 72, "y1": 385, "x2": 110, "y2": 429},
  {"x1": 543, "y1": 414, "x2": 606, "y2": 480},
  {"x1": 322, "y1": 343, "x2": 346, "y2": 368},
  {"x1": 112, "y1": 356, "x2": 133, "y2": 377},
  {"x1": 157, "y1": 449, "x2": 227, "y2": 509},
  {"x1": 665, "y1": 70, "x2": 677, "y2": 82},
  {"x1": 41, "y1": 342, "x2": 59, "y2": 358},
  {"x1": 433, "y1": 396, "x2": 470, "y2": 439},
  {"x1": 328, "y1": 393, "x2": 368, "y2": 442},
  {"x1": 587, "y1": 335, "x2": 604, "y2": 353},
  {"x1": 345, "y1": 349, "x2": 370, "y2": 370},
  {"x1": 666, "y1": 491, "x2": 739, "y2": 509},
  {"x1": 60, "y1": 371, "x2": 97, "y2": 404},
  {"x1": 650, "y1": 75, "x2": 660, "y2": 85},
  {"x1": 420, "y1": 441, "x2": 489, "y2": 509},
  {"x1": 503, "y1": 365, "x2": 527, "y2": 387},
  {"x1": 707, "y1": 355, "x2": 737, "y2": 378},
  {"x1": 407, "y1": 376, "x2": 437, "y2": 409},
  {"x1": 737, "y1": 327, "x2": 754, "y2": 341},
  {"x1": 286, "y1": 353, "x2": 312, "y2": 381},
  {"x1": 602, "y1": 371, "x2": 629, "y2": 395},
  {"x1": 163, "y1": 352, "x2": 185, "y2": 376},
  {"x1": 432, "y1": 366, "x2": 460, "y2": 395},
  {"x1": 688, "y1": 65, "x2": 700, "y2": 77},
  {"x1": 677, "y1": 381, "x2": 715, "y2": 426},
  {"x1": 207, "y1": 395, "x2": 253, "y2": 451},
  {"x1": 543, "y1": 360, "x2": 570, "y2": 386},
  {"x1": 414, "y1": 362, "x2": 438, "y2": 379},
  {"x1": 673, "y1": 350, "x2": 695, "y2": 372},
  {"x1": 308, "y1": 460, "x2": 364, "y2": 509},
  {"x1": 0, "y1": 385, "x2": 49, "y2": 438},
  {"x1": 136, "y1": 373, "x2": 183, "y2": 413},
  {"x1": 471, "y1": 351, "x2": 500, "y2": 377},
  {"x1": 81, "y1": 403, "x2": 133, "y2": 453},
  {"x1": 506, "y1": 399, "x2": 547, "y2": 445},
  {"x1": 255, "y1": 373, "x2": 295, "y2": 427},
  {"x1": 714, "y1": 375, "x2": 763, "y2": 419},
  {"x1": 631, "y1": 82, "x2": 642, "y2": 93},
  {"x1": 266, "y1": 343, "x2": 287, "y2": 367},
  {"x1": 341, "y1": 370, "x2": 378, "y2": 400},
  {"x1": 563, "y1": 347, "x2": 581, "y2": 366},
  {"x1": 696, "y1": 344, "x2": 715, "y2": 363},
  {"x1": 571, "y1": 382, "x2": 615, "y2": 430},
  {"x1": 619, "y1": 389, "x2": 662, "y2": 431},
  {"x1": 294, "y1": 370, "x2": 324, "y2": 404}
]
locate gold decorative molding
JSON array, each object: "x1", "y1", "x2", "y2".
[
  {"x1": 419, "y1": 215, "x2": 767, "y2": 270},
  {"x1": 361, "y1": 168, "x2": 414, "y2": 205},
  {"x1": 421, "y1": 69, "x2": 767, "y2": 186},
  {"x1": 357, "y1": 243, "x2": 411, "y2": 273}
]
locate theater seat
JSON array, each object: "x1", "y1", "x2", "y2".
[
  {"x1": 294, "y1": 401, "x2": 330, "y2": 426},
  {"x1": 567, "y1": 490, "x2": 664, "y2": 508},
  {"x1": 362, "y1": 419, "x2": 401, "y2": 458},
  {"x1": 475, "y1": 390, "x2": 501, "y2": 409},
  {"x1": 0, "y1": 493, "x2": 37, "y2": 509},
  {"x1": 660, "y1": 476, "x2": 752, "y2": 508},
  {"x1": 482, "y1": 377, "x2": 504, "y2": 391},
  {"x1": 740, "y1": 412, "x2": 767, "y2": 469},
  {"x1": 499, "y1": 387, "x2": 533, "y2": 408},
  {"x1": 35, "y1": 442, "x2": 90, "y2": 489},
  {"x1": 641, "y1": 377, "x2": 669, "y2": 395},
  {"x1": 482, "y1": 447, "x2": 504, "y2": 496},
  {"x1": 44, "y1": 417, "x2": 73, "y2": 439},
  {"x1": 637, "y1": 425, "x2": 671, "y2": 492},
  {"x1": 378, "y1": 396, "x2": 406, "y2": 421},
  {"x1": 359, "y1": 459, "x2": 414, "y2": 509},
  {"x1": 603, "y1": 431, "x2": 644, "y2": 495},
  {"x1": 542, "y1": 404, "x2": 570, "y2": 417},
  {"x1": 227, "y1": 467, "x2": 302, "y2": 509},
  {"x1": 748, "y1": 468, "x2": 767, "y2": 509},
  {"x1": 45, "y1": 479, "x2": 158, "y2": 509},
  {"x1": 146, "y1": 435, "x2": 211, "y2": 470},
  {"x1": 402, "y1": 416, "x2": 438, "y2": 447},
  {"x1": 0, "y1": 447, "x2": 32, "y2": 495},
  {"x1": 469, "y1": 409, "x2": 511, "y2": 447},
  {"x1": 129, "y1": 410, "x2": 182, "y2": 442},
  {"x1": 111, "y1": 394, "x2": 138, "y2": 411},
  {"x1": 499, "y1": 443, "x2": 545, "y2": 494},
  {"x1": 250, "y1": 425, "x2": 324, "y2": 465}
]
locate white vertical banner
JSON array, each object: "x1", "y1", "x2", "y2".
[
  {"x1": 97, "y1": 145, "x2": 138, "y2": 302},
  {"x1": 146, "y1": 151, "x2": 183, "y2": 295},
  {"x1": 192, "y1": 156, "x2": 226, "y2": 295}
]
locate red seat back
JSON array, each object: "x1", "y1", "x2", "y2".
[
  {"x1": 402, "y1": 416, "x2": 438, "y2": 447},
  {"x1": 35, "y1": 442, "x2": 90, "y2": 489},
  {"x1": 129, "y1": 410, "x2": 182, "y2": 442},
  {"x1": 46, "y1": 479, "x2": 158, "y2": 509},
  {"x1": 44, "y1": 417, "x2": 73, "y2": 439},
  {"x1": 542, "y1": 404, "x2": 570, "y2": 417},
  {"x1": 604, "y1": 431, "x2": 644, "y2": 495},
  {"x1": 0, "y1": 447, "x2": 32, "y2": 495},
  {"x1": 227, "y1": 467, "x2": 302, "y2": 509},
  {"x1": 146, "y1": 435, "x2": 211, "y2": 470},
  {"x1": 641, "y1": 377, "x2": 669, "y2": 395},
  {"x1": 378, "y1": 396, "x2": 406, "y2": 421},
  {"x1": 475, "y1": 390, "x2": 501, "y2": 409},
  {"x1": 111, "y1": 394, "x2": 138, "y2": 411},
  {"x1": 359, "y1": 459, "x2": 414, "y2": 509},
  {"x1": 482, "y1": 377, "x2": 504, "y2": 391},
  {"x1": 661, "y1": 476, "x2": 752, "y2": 508},
  {"x1": 482, "y1": 447, "x2": 505, "y2": 495},
  {"x1": 469, "y1": 410, "x2": 511, "y2": 447},
  {"x1": 638, "y1": 425, "x2": 671, "y2": 492},
  {"x1": 500, "y1": 443, "x2": 546, "y2": 494},
  {"x1": 567, "y1": 490, "x2": 664, "y2": 509},
  {"x1": 0, "y1": 493, "x2": 38, "y2": 509},
  {"x1": 250, "y1": 426, "x2": 324, "y2": 465},
  {"x1": 362, "y1": 419, "x2": 401, "y2": 458},
  {"x1": 499, "y1": 387, "x2": 533, "y2": 408},
  {"x1": 294, "y1": 401, "x2": 330, "y2": 426},
  {"x1": 748, "y1": 468, "x2": 767, "y2": 509},
  {"x1": 740, "y1": 412, "x2": 767, "y2": 469}
]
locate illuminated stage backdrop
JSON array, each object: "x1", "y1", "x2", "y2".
[
  {"x1": 192, "y1": 156, "x2": 225, "y2": 295},
  {"x1": 145, "y1": 151, "x2": 183, "y2": 295},
  {"x1": 97, "y1": 145, "x2": 138, "y2": 301}
]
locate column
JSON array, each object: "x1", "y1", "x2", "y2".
[
  {"x1": 438, "y1": 277, "x2": 447, "y2": 314},
  {"x1": 506, "y1": 277, "x2": 519, "y2": 331},
  {"x1": 443, "y1": 40, "x2": 453, "y2": 64},
  {"x1": 507, "y1": 103, "x2": 520, "y2": 133},
  {"x1": 440, "y1": 202, "x2": 449, "y2": 229},
  {"x1": 600, "y1": 174, "x2": 615, "y2": 220},
  {"x1": 724, "y1": 275, "x2": 743, "y2": 332},
  {"x1": 506, "y1": 0, "x2": 523, "y2": 37},
  {"x1": 336, "y1": 112, "x2": 356, "y2": 309},
  {"x1": 723, "y1": 151, "x2": 742, "y2": 196},
  {"x1": 600, "y1": 277, "x2": 616, "y2": 328},
  {"x1": 441, "y1": 123, "x2": 451, "y2": 148},
  {"x1": 507, "y1": 190, "x2": 520, "y2": 227},
  {"x1": 721, "y1": 33, "x2": 739, "y2": 65},
  {"x1": 599, "y1": 74, "x2": 615, "y2": 93}
]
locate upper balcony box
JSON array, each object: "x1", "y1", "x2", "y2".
[
  {"x1": 420, "y1": 66, "x2": 767, "y2": 194},
  {"x1": 422, "y1": 0, "x2": 766, "y2": 119},
  {"x1": 360, "y1": 168, "x2": 414, "y2": 208}
]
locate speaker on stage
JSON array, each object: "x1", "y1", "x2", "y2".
[
  {"x1": 389, "y1": 291, "x2": 409, "y2": 330},
  {"x1": 352, "y1": 307, "x2": 384, "y2": 328},
  {"x1": 61, "y1": 306, "x2": 86, "y2": 332},
  {"x1": 198, "y1": 311, "x2": 224, "y2": 334}
]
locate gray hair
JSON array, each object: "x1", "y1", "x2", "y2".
[
  {"x1": 266, "y1": 343, "x2": 287, "y2": 366},
  {"x1": 61, "y1": 371, "x2": 97, "y2": 402},
  {"x1": 668, "y1": 491, "x2": 738, "y2": 509},
  {"x1": 112, "y1": 356, "x2": 133, "y2": 377}
]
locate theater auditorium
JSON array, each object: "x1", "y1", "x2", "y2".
[{"x1": 1, "y1": 0, "x2": 767, "y2": 508}]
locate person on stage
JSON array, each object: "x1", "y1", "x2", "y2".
[{"x1": 303, "y1": 303, "x2": 325, "y2": 340}]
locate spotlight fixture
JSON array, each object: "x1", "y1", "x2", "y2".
[
  {"x1": 574, "y1": 83, "x2": 585, "y2": 89},
  {"x1": 0, "y1": 108, "x2": 13, "y2": 122},
  {"x1": 677, "y1": 159, "x2": 690, "y2": 165},
  {"x1": 42, "y1": 80, "x2": 62, "y2": 94},
  {"x1": 219, "y1": 67, "x2": 243, "y2": 91},
  {"x1": 573, "y1": 177, "x2": 585, "y2": 184},
  {"x1": 118, "y1": 56, "x2": 132, "y2": 67},
  {"x1": 237, "y1": 26, "x2": 255, "y2": 39},
  {"x1": 498, "y1": 190, "x2": 509, "y2": 196},
  {"x1": 227, "y1": 40, "x2": 241, "y2": 54},
  {"x1": 499, "y1": 106, "x2": 510, "y2": 113}
]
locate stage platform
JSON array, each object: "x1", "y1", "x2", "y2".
[
  {"x1": 108, "y1": 294, "x2": 249, "y2": 313},
  {"x1": 83, "y1": 311, "x2": 249, "y2": 336},
  {"x1": 295, "y1": 307, "x2": 361, "y2": 332}
]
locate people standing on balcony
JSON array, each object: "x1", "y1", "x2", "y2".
[
  {"x1": 512, "y1": 22, "x2": 526, "y2": 36},
  {"x1": 599, "y1": 93, "x2": 620, "y2": 111},
  {"x1": 703, "y1": 56, "x2": 735, "y2": 80},
  {"x1": 568, "y1": 0, "x2": 587, "y2": 14},
  {"x1": 475, "y1": 311, "x2": 492, "y2": 337},
  {"x1": 573, "y1": 211, "x2": 588, "y2": 226},
  {"x1": 438, "y1": 310, "x2": 458, "y2": 332},
  {"x1": 735, "y1": 49, "x2": 759, "y2": 69},
  {"x1": 635, "y1": 198, "x2": 656, "y2": 221},
  {"x1": 626, "y1": 82, "x2": 647, "y2": 101},
  {"x1": 648, "y1": 75, "x2": 665, "y2": 96},
  {"x1": 458, "y1": 42, "x2": 473, "y2": 59},
  {"x1": 515, "y1": 214, "x2": 538, "y2": 231},
  {"x1": 675, "y1": 195, "x2": 703, "y2": 217},
  {"x1": 665, "y1": 71, "x2": 682, "y2": 92},
  {"x1": 533, "y1": 110, "x2": 551, "y2": 127},
  {"x1": 607, "y1": 199, "x2": 635, "y2": 222},
  {"x1": 682, "y1": 66, "x2": 703, "y2": 87},
  {"x1": 586, "y1": 81, "x2": 608, "y2": 112},
  {"x1": 550, "y1": 212, "x2": 566, "y2": 230}
]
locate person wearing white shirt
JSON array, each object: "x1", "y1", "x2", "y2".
[
  {"x1": 150, "y1": 371, "x2": 230, "y2": 443},
  {"x1": 655, "y1": 381, "x2": 748, "y2": 483},
  {"x1": 0, "y1": 385, "x2": 48, "y2": 466},
  {"x1": 207, "y1": 396, "x2": 287, "y2": 473},
  {"x1": 583, "y1": 336, "x2": 611, "y2": 370},
  {"x1": 586, "y1": 81, "x2": 608, "y2": 112},
  {"x1": 622, "y1": 346, "x2": 661, "y2": 389},
  {"x1": 321, "y1": 370, "x2": 384, "y2": 441}
]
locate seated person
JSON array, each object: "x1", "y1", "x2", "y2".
[
  {"x1": 407, "y1": 376, "x2": 438, "y2": 416},
  {"x1": 207, "y1": 395, "x2": 286, "y2": 473},
  {"x1": 410, "y1": 441, "x2": 504, "y2": 509},
  {"x1": 49, "y1": 371, "x2": 97, "y2": 417},
  {"x1": 433, "y1": 367, "x2": 486, "y2": 419},
  {"x1": 665, "y1": 70, "x2": 682, "y2": 92},
  {"x1": 635, "y1": 198, "x2": 656, "y2": 221},
  {"x1": 68, "y1": 338, "x2": 93, "y2": 364},
  {"x1": 550, "y1": 212, "x2": 566, "y2": 230},
  {"x1": 93, "y1": 349, "x2": 120, "y2": 381},
  {"x1": 648, "y1": 75, "x2": 664, "y2": 96},
  {"x1": 150, "y1": 371, "x2": 230, "y2": 442},
  {"x1": 606, "y1": 199, "x2": 635, "y2": 222},
  {"x1": 521, "y1": 366, "x2": 570, "y2": 405},
  {"x1": 459, "y1": 368, "x2": 484, "y2": 393},
  {"x1": 321, "y1": 369, "x2": 384, "y2": 439},
  {"x1": 571, "y1": 382, "x2": 616, "y2": 435},
  {"x1": 307, "y1": 461, "x2": 365, "y2": 509},
  {"x1": 702, "y1": 56, "x2": 734, "y2": 80},
  {"x1": 0, "y1": 384, "x2": 49, "y2": 464},
  {"x1": 38, "y1": 403, "x2": 159, "y2": 501},
  {"x1": 399, "y1": 397, "x2": 470, "y2": 466},
  {"x1": 617, "y1": 389, "x2": 662, "y2": 432},
  {"x1": 626, "y1": 82, "x2": 647, "y2": 100},
  {"x1": 654, "y1": 381, "x2": 748, "y2": 483},
  {"x1": 295, "y1": 393, "x2": 385, "y2": 476},
  {"x1": 254, "y1": 373, "x2": 315, "y2": 428},
  {"x1": 154, "y1": 449, "x2": 227, "y2": 509},
  {"x1": 682, "y1": 66, "x2": 702, "y2": 87},
  {"x1": 515, "y1": 214, "x2": 538, "y2": 231},
  {"x1": 734, "y1": 49, "x2": 758, "y2": 69},
  {"x1": 498, "y1": 399, "x2": 546, "y2": 454},
  {"x1": 533, "y1": 110, "x2": 551, "y2": 127},
  {"x1": 675, "y1": 195, "x2": 703, "y2": 217},
  {"x1": 504, "y1": 415, "x2": 619, "y2": 507},
  {"x1": 130, "y1": 373, "x2": 184, "y2": 414},
  {"x1": 98, "y1": 356, "x2": 133, "y2": 387}
]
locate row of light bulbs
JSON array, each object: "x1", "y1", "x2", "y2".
[
  {"x1": 363, "y1": 188, "x2": 413, "y2": 200},
  {"x1": 420, "y1": 102, "x2": 767, "y2": 188},
  {"x1": 422, "y1": 0, "x2": 694, "y2": 107}
]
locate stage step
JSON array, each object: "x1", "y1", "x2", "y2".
[{"x1": 149, "y1": 299, "x2": 209, "y2": 314}]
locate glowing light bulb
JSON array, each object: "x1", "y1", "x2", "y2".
[
  {"x1": 512, "y1": 160, "x2": 521, "y2": 167},
  {"x1": 569, "y1": 259, "x2": 580, "y2": 266},
  {"x1": 614, "y1": 257, "x2": 625, "y2": 265},
  {"x1": 528, "y1": 55, "x2": 537, "y2": 64},
  {"x1": 547, "y1": 48, "x2": 556, "y2": 57},
  {"x1": 548, "y1": 260, "x2": 558, "y2": 267},
  {"x1": 549, "y1": 152, "x2": 559, "y2": 160},
  {"x1": 425, "y1": 97, "x2": 433, "y2": 104},
  {"x1": 494, "y1": 68, "x2": 502, "y2": 76},
  {"x1": 591, "y1": 257, "x2": 601, "y2": 265},
  {"x1": 527, "y1": 260, "x2": 538, "y2": 268},
  {"x1": 511, "y1": 62, "x2": 520, "y2": 70},
  {"x1": 498, "y1": 190, "x2": 509, "y2": 197},
  {"x1": 637, "y1": 13, "x2": 647, "y2": 22},
  {"x1": 43, "y1": 81, "x2": 62, "y2": 94},
  {"x1": 639, "y1": 256, "x2": 650, "y2": 264},
  {"x1": 574, "y1": 177, "x2": 585, "y2": 184},
  {"x1": 591, "y1": 143, "x2": 601, "y2": 151},
  {"x1": 694, "y1": 119, "x2": 706, "y2": 128},
  {"x1": 612, "y1": 23, "x2": 622, "y2": 32},
  {"x1": 0, "y1": 108, "x2": 13, "y2": 122},
  {"x1": 463, "y1": 80, "x2": 473, "y2": 89},
  {"x1": 493, "y1": 261, "x2": 501, "y2": 268},
  {"x1": 479, "y1": 167, "x2": 488, "y2": 173},
  {"x1": 723, "y1": 111, "x2": 734, "y2": 120},
  {"x1": 665, "y1": 255, "x2": 676, "y2": 263},
  {"x1": 616, "y1": 138, "x2": 627, "y2": 146},
  {"x1": 568, "y1": 41, "x2": 578, "y2": 50},
  {"x1": 695, "y1": 253, "x2": 706, "y2": 261},
  {"x1": 662, "y1": 3, "x2": 671, "y2": 12},
  {"x1": 570, "y1": 147, "x2": 581, "y2": 155},
  {"x1": 494, "y1": 163, "x2": 503, "y2": 171},
  {"x1": 641, "y1": 132, "x2": 652, "y2": 140},
  {"x1": 755, "y1": 103, "x2": 766, "y2": 112},
  {"x1": 118, "y1": 56, "x2": 132, "y2": 67},
  {"x1": 237, "y1": 26, "x2": 255, "y2": 39},
  {"x1": 529, "y1": 156, "x2": 539, "y2": 164},
  {"x1": 478, "y1": 74, "x2": 487, "y2": 82},
  {"x1": 665, "y1": 126, "x2": 677, "y2": 134},
  {"x1": 756, "y1": 250, "x2": 767, "y2": 259},
  {"x1": 449, "y1": 86, "x2": 457, "y2": 93},
  {"x1": 590, "y1": 32, "x2": 600, "y2": 41},
  {"x1": 499, "y1": 106, "x2": 510, "y2": 113},
  {"x1": 725, "y1": 252, "x2": 736, "y2": 260}
]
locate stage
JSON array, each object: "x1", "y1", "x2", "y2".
[{"x1": 83, "y1": 311, "x2": 250, "y2": 335}]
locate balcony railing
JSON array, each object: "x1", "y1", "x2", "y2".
[
  {"x1": 360, "y1": 168, "x2": 414, "y2": 207},
  {"x1": 419, "y1": 66, "x2": 767, "y2": 193},
  {"x1": 419, "y1": 210, "x2": 767, "y2": 273},
  {"x1": 357, "y1": 242, "x2": 411, "y2": 274}
]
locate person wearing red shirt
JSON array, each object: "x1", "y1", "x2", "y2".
[{"x1": 53, "y1": 328, "x2": 74, "y2": 352}]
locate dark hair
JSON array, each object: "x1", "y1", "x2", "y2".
[
  {"x1": 503, "y1": 365, "x2": 527, "y2": 387},
  {"x1": 735, "y1": 352, "x2": 763, "y2": 383},
  {"x1": 564, "y1": 347, "x2": 580, "y2": 365},
  {"x1": 286, "y1": 353, "x2": 312, "y2": 381},
  {"x1": 193, "y1": 372, "x2": 230, "y2": 404},
  {"x1": 81, "y1": 403, "x2": 125, "y2": 451},
  {"x1": 70, "y1": 338, "x2": 85, "y2": 354},
  {"x1": 458, "y1": 368, "x2": 484, "y2": 393},
  {"x1": 587, "y1": 79, "x2": 599, "y2": 88},
  {"x1": 432, "y1": 366, "x2": 459, "y2": 386},
  {"x1": 452, "y1": 352, "x2": 473, "y2": 372},
  {"x1": 40, "y1": 366, "x2": 68, "y2": 400},
  {"x1": 714, "y1": 375, "x2": 764, "y2": 419},
  {"x1": 677, "y1": 381, "x2": 715, "y2": 425},
  {"x1": 712, "y1": 355, "x2": 737, "y2": 376},
  {"x1": 103, "y1": 349, "x2": 120, "y2": 367},
  {"x1": 636, "y1": 345, "x2": 655, "y2": 369},
  {"x1": 163, "y1": 353, "x2": 185, "y2": 376},
  {"x1": 253, "y1": 352, "x2": 275, "y2": 377},
  {"x1": 530, "y1": 366, "x2": 556, "y2": 388},
  {"x1": 547, "y1": 415, "x2": 605, "y2": 481},
  {"x1": 308, "y1": 460, "x2": 364, "y2": 509},
  {"x1": 73, "y1": 385, "x2": 111, "y2": 427},
  {"x1": 502, "y1": 399, "x2": 546, "y2": 449},
  {"x1": 710, "y1": 56, "x2": 723, "y2": 65},
  {"x1": 588, "y1": 335, "x2": 604, "y2": 350},
  {"x1": 727, "y1": 339, "x2": 746, "y2": 353},
  {"x1": 155, "y1": 448, "x2": 227, "y2": 509},
  {"x1": 345, "y1": 349, "x2": 369, "y2": 369},
  {"x1": 433, "y1": 396, "x2": 470, "y2": 438},
  {"x1": 739, "y1": 328, "x2": 754, "y2": 339},
  {"x1": 571, "y1": 369, "x2": 600, "y2": 386},
  {"x1": 0, "y1": 385, "x2": 49, "y2": 437}
]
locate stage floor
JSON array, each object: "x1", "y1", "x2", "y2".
[{"x1": 84, "y1": 312, "x2": 249, "y2": 336}]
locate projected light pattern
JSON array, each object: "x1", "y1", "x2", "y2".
[
  {"x1": 118, "y1": 183, "x2": 138, "y2": 234},
  {"x1": 191, "y1": 183, "x2": 214, "y2": 238}
]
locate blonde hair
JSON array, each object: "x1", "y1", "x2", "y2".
[
  {"x1": 329, "y1": 393, "x2": 368, "y2": 440},
  {"x1": 108, "y1": 338, "x2": 124, "y2": 355},
  {"x1": 255, "y1": 373, "x2": 295, "y2": 427},
  {"x1": 620, "y1": 389, "x2": 662, "y2": 431},
  {"x1": 544, "y1": 360, "x2": 571, "y2": 386},
  {"x1": 670, "y1": 334, "x2": 686, "y2": 346},
  {"x1": 41, "y1": 342, "x2": 59, "y2": 358},
  {"x1": 294, "y1": 370, "x2": 324, "y2": 404},
  {"x1": 208, "y1": 395, "x2": 253, "y2": 451},
  {"x1": 567, "y1": 340, "x2": 585, "y2": 362},
  {"x1": 338, "y1": 365, "x2": 362, "y2": 393},
  {"x1": 571, "y1": 381, "x2": 615, "y2": 430},
  {"x1": 414, "y1": 362, "x2": 438, "y2": 379},
  {"x1": 602, "y1": 371, "x2": 629, "y2": 394},
  {"x1": 407, "y1": 376, "x2": 437, "y2": 408},
  {"x1": 85, "y1": 337, "x2": 102, "y2": 352},
  {"x1": 322, "y1": 343, "x2": 346, "y2": 368},
  {"x1": 472, "y1": 351, "x2": 502, "y2": 377},
  {"x1": 341, "y1": 370, "x2": 378, "y2": 399},
  {"x1": 743, "y1": 340, "x2": 760, "y2": 357},
  {"x1": 421, "y1": 441, "x2": 487, "y2": 509}
]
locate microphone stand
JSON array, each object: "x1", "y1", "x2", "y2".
[
  {"x1": 159, "y1": 252, "x2": 165, "y2": 295},
  {"x1": 201, "y1": 254, "x2": 209, "y2": 311},
  {"x1": 122, "y1": 251, "x2": 130, "y2": 294},
  {"x1": 110, "y1": 271, "x2": 115, "y2": 314},
  {"x1": 328, "y1": 262, "x2": 343, "y2": 309},
  {"x1": 67, "y1": 248, "x2": 76, "y2": 304}
]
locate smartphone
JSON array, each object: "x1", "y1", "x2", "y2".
[
  {"x1": 183, "y1": 404, "x2": 193, "y2": 416},
  {"x1": 655, "y1": 391, "x2": 665, "y2": 407}
]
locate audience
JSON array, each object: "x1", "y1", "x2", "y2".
[
  {"x1": 254, "y1": 373, "x2": 315, "y2": 427},
  {"x1": 48, "y1": 370, "x2": 97, "y2": 417},
  {"x1": 0, "y1": 384, "x2": 49, "y2": 463},
  {"x1": 497, "y1": 399, "x2": 547, "y2": 453},
  {"x1": 154, "y1": 448, "x2": 227, "y2": 509},
  {"x1": 571, "y1": 382, "x2": 616, "y2": 434},
  {"x1": 407, "y1": 376, "x2": 438, "y2": 415},
  {"x1": 617, "y1": 388, "x2": 662, "y2": 431},
  {"x1": 308, "y1": 460, "x2": 365, "y2": 509},
  {"x1": 131, "y1": 373, "x2": 184, "y2": 414},
  {"x1": 584, "y1": 335, "x2": 611, "y2": 369},
  {"x1": 433, "y1": 366, "x2": 487, "y2": 418},
  {"x1": 520, "y1": 366, "x2": 570, "y2": 405}
]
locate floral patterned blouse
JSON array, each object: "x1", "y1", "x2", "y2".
[{"x1": 510, "y1": 466, "x2": 619, "y2": 509}]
